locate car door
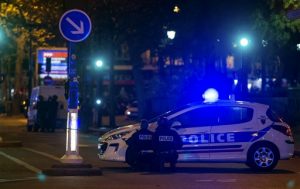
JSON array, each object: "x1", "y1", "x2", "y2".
[
  {"x1": 209, "y1": 106, "x2": 255, "y2": 160},
  {"x1": 169, "y1": 106, "x2": 218, "y2": 161}
]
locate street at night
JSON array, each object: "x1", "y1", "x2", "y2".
[
  {"x1": 1, "y1": 1, "x2": 300, "y2": 189},
  {"x1": 0, "y1": 116, "x2": 299, "y2": 189}
]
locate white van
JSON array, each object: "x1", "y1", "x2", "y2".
[{"x1": 27, "y1": 86, "x2": 68, "y2": 131}]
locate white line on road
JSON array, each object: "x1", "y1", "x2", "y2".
[
  {"x1": 217, "y1": 179, "x2": 237, "y2": 183},
  {"x1": 22, "y1": 147, "x2": 61, "y2": 162},
  {"x1": 0, "y1": 151, "x2": 41, "y2": 174},
  {"x1": 0, "y1": 177, "x2": 37, "y2": 183},
  {"x1": 195, "y1": 179, "x2": 214, "y2": 182},
  {"x1": 195, "y1": 179, "x2": 237, "y2": 183}
]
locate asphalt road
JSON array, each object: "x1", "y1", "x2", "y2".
[{"x1": 0, "y1": 116, "x2": 300, "y2": 189}]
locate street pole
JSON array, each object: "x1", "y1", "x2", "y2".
[
  {"x1": 27, "y1": 26, "x2": 33, "y2": 101},
  {"x1": 61, "y1": 42, "x2": 83, "y2": 164},
  {"x1": 109, "y1": 53, "x2": 116, "y2": 127}
]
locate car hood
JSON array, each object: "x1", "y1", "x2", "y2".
[{"x1": 99, "y1": 123, "x2": 140, "y2": 141}]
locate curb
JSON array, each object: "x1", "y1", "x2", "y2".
[{"x1": 0, "y1": 141, "x2": 22, "y2": 147}]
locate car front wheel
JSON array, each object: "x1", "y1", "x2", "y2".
[{"x1": 247, "y1": 143, "x2": 279, "y2": 171}]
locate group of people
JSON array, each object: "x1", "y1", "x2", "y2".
[
  {"x1": 35, "y1": 95, "x2": 58, "y2": 132},
  {"x1": 126, "y1": 117, "x2": 182, "y2": 172}
]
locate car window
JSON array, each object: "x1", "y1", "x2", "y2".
[
  {"x1": 171, "y1": 107, "x2": 219, "y2": 127},
  {"x1": 217, "y1": 106, "x2": 253, "y2": 125}
]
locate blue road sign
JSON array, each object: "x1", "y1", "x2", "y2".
[{"x1": 59, "y1": 9, "x2": 92, "y2": 42}]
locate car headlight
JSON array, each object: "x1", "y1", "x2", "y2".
[{"x1": 103, "y1": 131, "x2": 132, "y2": 141}]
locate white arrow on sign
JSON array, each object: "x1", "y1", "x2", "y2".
[{"x1": 66, "y1": 17, "x2": 84, "y2": 34}]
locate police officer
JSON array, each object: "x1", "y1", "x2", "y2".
[
  {"x1": 126, "y1": 119, "x2": 154, "y2": 170},
  {"x1": 153, "y1": 116, "x2": 183, "y2": 171},
  {"x1": 48, "y1": 95, "x2": 58, "y2": 132},
  {"x1": 35, "y1": 95, "x2": 47, "y2": 132}
]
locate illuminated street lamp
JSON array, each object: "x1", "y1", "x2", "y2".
[
  {"x1": 96, "y1": 98, "x2": 102, "y2": 105},
  {"x1": 167, "y1": 30, "x2": 176, "y2": 40},
  {"x1": 173, "y1": 5, "x2": 180, "y2": 13},
  {"x1": 240, "y1": 37, "x2": 249, "y2": 47},
  {"x1": 95, "y1": 59, "x2": 103, "y2": 68}
]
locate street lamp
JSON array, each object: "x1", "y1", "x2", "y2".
[
  {"x1": 96, "y1": 98, "x2": 102, "y2": 105},
  {"x1": 240, "y1": 37, "x2": 249, "y2": 47},
  {"x1": 95, "y1": 59, "x2": 103, "y2": 68},
  {"x1": 167, "y1": 30, "x2": 176, "y2": 40}
]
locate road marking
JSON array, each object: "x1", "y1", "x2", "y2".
[
  {"x1": 0, "y1": 177, "x2": 37, "y2": 183},
  {"x1": 196, "y1": 179, "x2": 237, "y2": 183},
  {"x1": 217, "y1": 179, "x2": 237, "y2": 183},
  {"x1": 0, "y1": 151, "x2": 41, "y2": 174},
  {"x1": 22, "y1": 147, "x2": 60, "y2": 162},
  {"x1": 195, "y1": 179, "x2": 213, "y2": 182}
]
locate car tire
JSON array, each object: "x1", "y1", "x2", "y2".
[{"x1": 246, "y1": 142, "x2": 279, "y2": 171}]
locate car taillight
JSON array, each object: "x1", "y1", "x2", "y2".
[{"x1": 272, "y1": 125, "x2": 293, "y2": 137}]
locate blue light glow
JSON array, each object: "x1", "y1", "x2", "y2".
[
  {"x1": 203, "y1": 88, "x2": 219, "y2": 103},
  {"x1": 37, "y1": 172, "x2": 46, "y2": 182}
]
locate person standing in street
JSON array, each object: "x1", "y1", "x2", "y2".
[
  {"x1": 36, "y1": 95, "x2": 47, "y2": 132},
  {"x1": 126, "y1": 119, "x2": 155, "y2": 170},
  {"x1": 153, "y1": 116, "x2": 183, "y2": 172},
  {"x1": 48, "y1": 95, "x2": 58, "y2": 132}
]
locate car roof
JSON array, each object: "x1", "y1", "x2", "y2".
[{"x1": 185, "y1": 100, "x2": 269, "y2": 109}]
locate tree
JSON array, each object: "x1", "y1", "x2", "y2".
[
  {"x1": 87, "y1": 0, "x2": 172, "y2": 121},
  {"x1": 0, "y1": 0, "x2": 62, "y2": 114},
  {"x1": 252, "y1": 0, "x2": 300, "y2": 92}
]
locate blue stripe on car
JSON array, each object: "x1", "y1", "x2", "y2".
[{"x1": 180, "y1": 126, "x2": 272, "y2": 145}]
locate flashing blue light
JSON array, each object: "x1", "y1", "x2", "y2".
[
  {"x1": 234, "y1": 79, "x2": 238, "y2": 86},
  {"x1": 203, "y1": 88, "x2": 219, "y2": 103}
]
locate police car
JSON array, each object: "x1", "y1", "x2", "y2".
[{"x1": 98, "y1": 90, "x2": 294, "y2": 171}]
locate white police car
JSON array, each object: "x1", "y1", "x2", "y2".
[{"x1": 98, "y1": 94, "x2": 294, "y2": 171}]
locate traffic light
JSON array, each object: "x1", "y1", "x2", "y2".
[{"x1": 46, "y1": 57, "x2": 52, "y2": 72}]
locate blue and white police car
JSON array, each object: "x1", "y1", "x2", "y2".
[{"x1": 98, "y1": 91, "x2": 294, "y2": 171}]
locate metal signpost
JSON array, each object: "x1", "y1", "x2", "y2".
[{"x1": 59, "y1": 9, "x2": 92, "y2": 164}]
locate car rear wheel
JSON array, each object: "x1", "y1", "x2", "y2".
[{"x1": 247, "y1": 143, "x2": 279, "y2": 171}]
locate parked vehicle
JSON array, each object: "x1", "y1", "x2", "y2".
[
  {"x1": 98, "y1": 99, "x2": 294, "y2": 171},
  {"x1": 27, "y1": 86, "x2": 67, "y2": 131}
]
